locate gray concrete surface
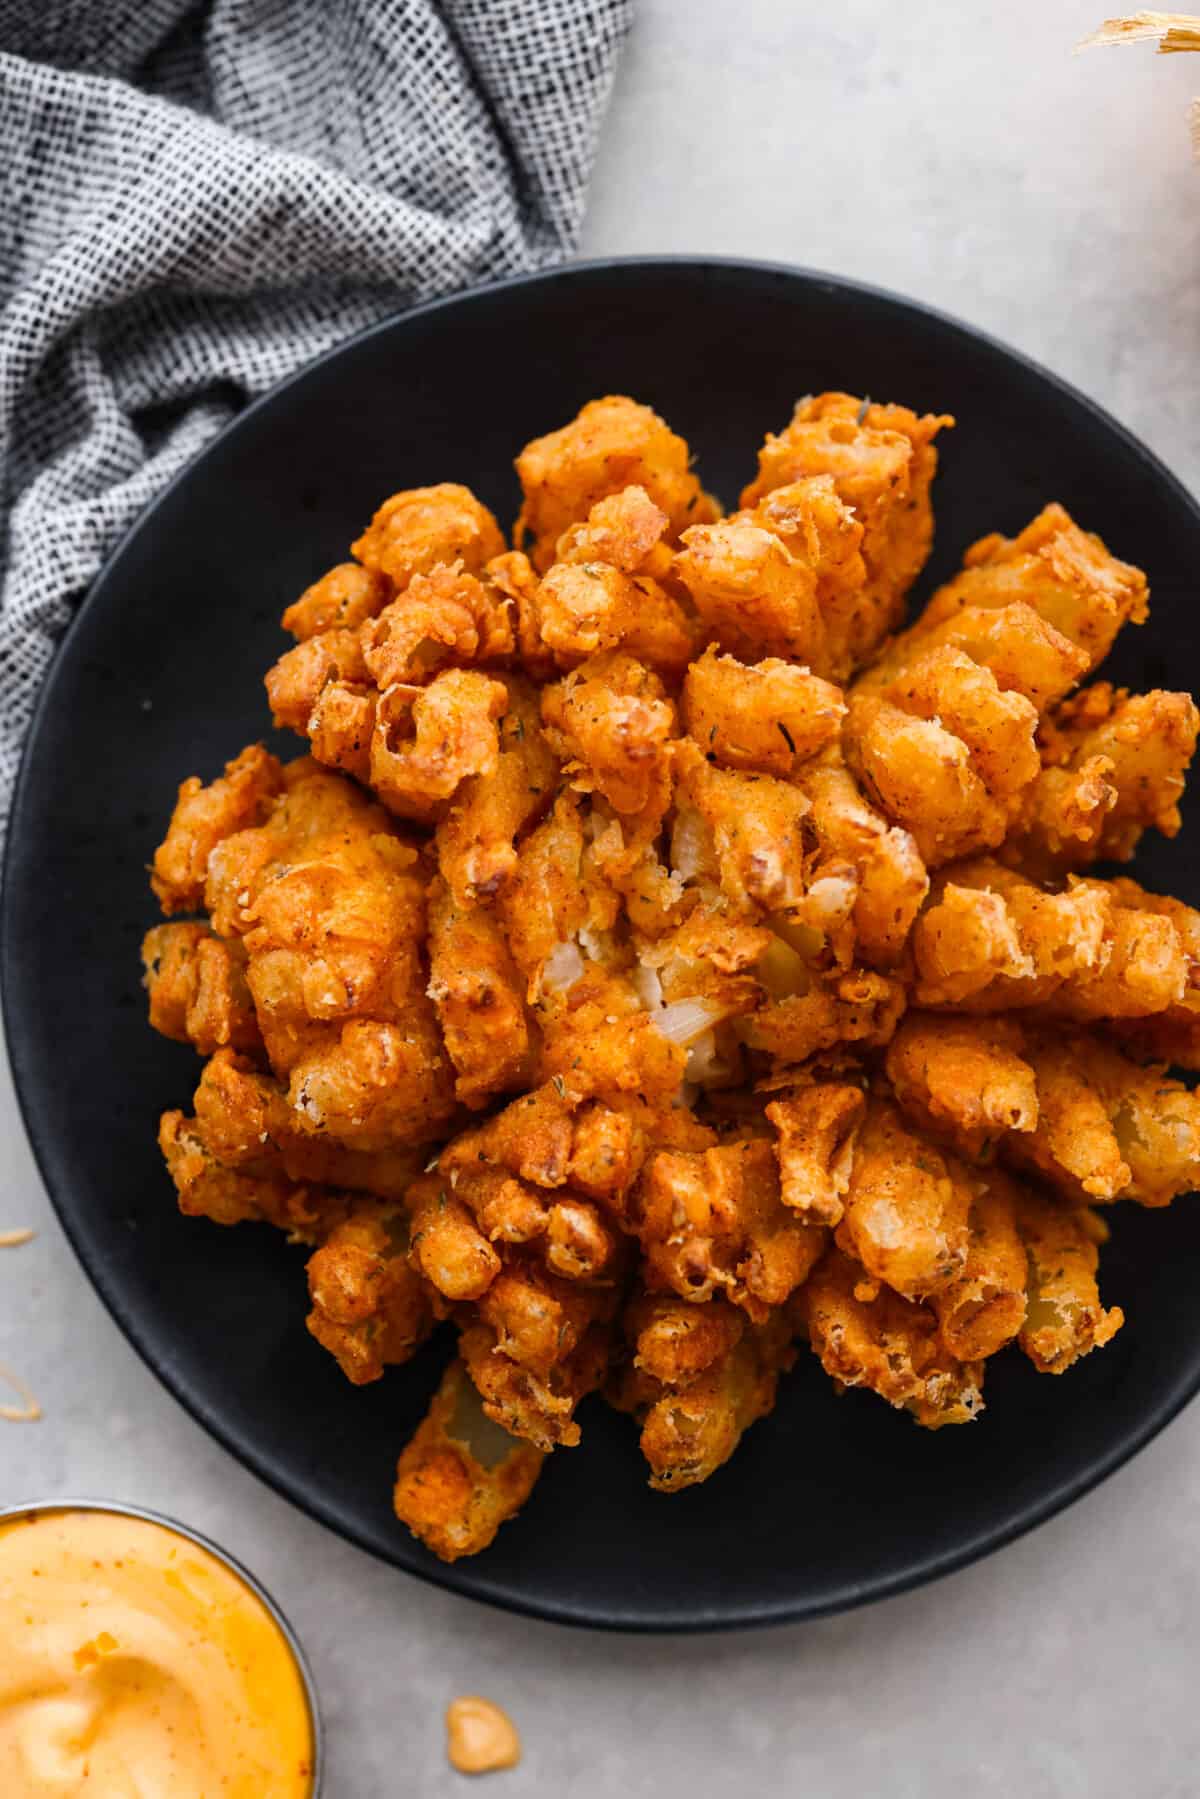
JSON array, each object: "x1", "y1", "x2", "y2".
[{"x1": 4, "y1": 3, "x2": 1200, "y2": 1792}]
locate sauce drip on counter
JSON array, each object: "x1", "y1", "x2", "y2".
[
  {"x1": 0, "y1": 1508, "x2": 315, "y2": 1796},
  {"x1": 0, "y1": 1229, "x2": 39, "y2": 1421},
  {"x1": 446, "y1": 1695, "x2": 522, "y2": 1775},
  {"x1": 0, "y1": 1364, "x2": 40, "y2": 1423}
]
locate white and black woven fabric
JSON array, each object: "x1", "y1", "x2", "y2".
[{"x1": 0, "y1": 0, "x2": 631, "y2": 829}]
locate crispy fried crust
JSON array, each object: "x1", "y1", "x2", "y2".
[
  {"x1": 674, "y1": 517, "x2": 827, "y2": 668},
  {"x1": 885, "y1": 1009, "x2": 1200, "y2": 1209},
  {"x1": 764, "y1": 1081, "x2": 864, "y2": 1226},
  {"x1": 369, "y1": 668, "x2": 509, "y2": 822},
  {"x1": 157, "y1": 1109, "x2": 350, "y2": 1242},
  {"x1": 530, "y1": 559, "x2": 695, "y2": 676},
  {"x1": 554, "y1": 484, "x2": 672, "y2": 573},
  {"x1": 515, "y1": 396, "x2": 718, "y2": 572},
  {"x1": 798, "y1": 1245, "x2": 984, "y2": 1429},
  {"x1": 542, "y1": 651, "x2": 677, "y2": 841},
  {"x1": 834, "y1": 1096, "x2": 973, "y2": 1302},
  {"x1": 151, "y1": 745, "x2": 284, "y2": 915},
  {"x1": 842, "y1": 505, "x2": 1161, "y2": 871},
  {"x1": 352, "y1": 483, "x2": 505, "y2": 587},
  {"x1": 436, "y1": 673, "x2": 560, "y2": 905},
  {"x1": 741, "y1": 394, "x2": 954, "y2": 667},
  {"x1": 459, "y1": 1277, "x2": 618, "y2": 1452},
  {"x1": 427, "y1": 877, "x2": 533, "y2": 1109},
  {"x1": 845, "y1": 688, "x2": 1011, "y2": 866},
  {"x1": 885, "y1": 1012, "x2": 1039, "y2": 1156},
  {"x1": 741, "y1": 967, "x2": 907, "y2": 1064},
  {"x1": 674, "y1": 743, "x2": 811, "y2": 915},
  {"x1": 1009, "y1": 685, "x2": 1199, "y2": 874},
  {"x1": 905, "y1": 502, "x2": 1147, "y2": 671},
  {"x1": 1013, "y1": 1031, "x2": 1200, "y2": 1208},
  {"x1": 682, "y1": 647, "x2": 845, "y2": 776},
  {"x1": 1011, "y1": 1186, "x2": 1123, "y2": 1373},
  {"x1": 856, "y1": 600, "x2": 1089, "y2": 713},
  {"x1": 930, "y1": 1170, "x2": 1028, "y2": 1361},
  {"x1": 363, "y1": 560, "x2": 516, "y2": 686},
  {"x1": 283, "y1": 562, "x2": 392, "y2": 641},
  {"x1": 911, "y1": 860, "x2": 1110, "y2": 1011},
  {"x1": 306, "y1": 1202, "x2": 435, "y2": 1383},
  {"x1": 142, "y1": 923, "x2": 263, "y2": 1057},
  {"x1": 608, "y1": 1301, "x2": 794, "y2": 1491},
  {"x1": 191, "y1": 1049, "x2": 428, "y2": 1199},
  {"x1": 633, "y1": 1137, "x2": 827, "y2": 1321},
  {"x1": 198, "y1": 759, "x2": 458, "y2": 1149},
  {"x1": 393, "y1": 1358, "x2": 545, "y2": 1562},
  {"x1": 795, "y1": 755, "x2": 929, "y2": 966}
]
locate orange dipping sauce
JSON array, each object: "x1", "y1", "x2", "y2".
[{"x1": 0, "y1": 1507, "x2": 316, "y2": 1796}]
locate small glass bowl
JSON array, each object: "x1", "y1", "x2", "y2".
[{"x1": 0, "y1": 1497, "x2": 324, "y2": 1795}]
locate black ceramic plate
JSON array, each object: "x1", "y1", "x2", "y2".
[{"x1": 6, "y1": 258, "x2": 1200, "y2": 1631}]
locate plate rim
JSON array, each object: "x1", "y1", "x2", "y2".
[{"x1": 5, "y1": 252, "x2": 1200, "y2": 1632}]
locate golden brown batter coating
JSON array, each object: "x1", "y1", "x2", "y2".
[
  {"x1": 435, "y1": 674, "x2": 560, "y2": 906},
  {"x1": 529, "y1": 557, "x2": 696, "y2": 677},
  {"x1": 885, "y1": 1012, "x2": 1039, "y2": 1157},
  {"x1": 151, "y1": 745, "x2": 284, "y2": 915},
  {"x1": 633, "y1": 1138, "x2": 827, "y2": 1321},
  {"x1": 910, "y1": 502, "x2": 1148, "y2": 671},
  {"x1": 157, "y1": 1110, "x2": 349, "y2": 1242},
  {"x1": 515, "y1": 396, "x2": 718, "y2": 572},
  {"x1": 393, "y1": 1358, "x2": 545, "y2": 1561},
  {"x1": 283, "y1": 561, "x2": 392, "y2": 641},
  {"x1": 911, "y1": 860, "x2": 1110, "y2": 1011},
  {"x1": 674, "y1": 745, "x2": 811, "y2": 917},
  {"x1": 189, "y1": 1049, "x2": 428, "y2": 1200},
  {"x1": 929, "y1": 1169, "x2": 1028, "y2": 1362},
  {"x1": 674, "y1": 514, "x2": 828, "y2": 669},
  {"x1": 763, "y1": 1081, "x2": 865, "y2": 1226},
  {"x1": 352, "y1": 483, "x2": 505, "y2": 588},
  {"x1": 306, "y1": 1201, "x2": 435, "y2": 1384},
  {"x1": 541, "y1": 651, "x2": 677, "y2": 845},
  {"x1": 741, "y1": 392, "x2": 954, "y2": 665},
  {"x1": 1011, "y1": 1186, "x2": 1123, "y2": 1373},
  {"x1": 426, "y1": 877, "x2": 533, "y2": 1109},
  {"x1": 1014, "y1": 1031, "x2": 1200, "y2": 1208},
  {"x1": 741, "y1": 967, "x2": 907, "y2": 1066},
  {"x1": 142, "y1": 923, "x2": 263, "y2": 1057},
  {"x1": 834, "y1": 1096, "x2": 974, "y2": 1302},
  {"x1": 795, "y1": 755, "x2": 929, "y2": 967},
  {"x1": 459, "y1": 1267, "x2": 619, "y2": 1452},
  {"x1": 608, "y1": 1300, "x2": 794, "y2": 1490},
  {"x1": 361, "y1": 558, "x2": 517, "y2": 686},
  {"x1": 737, "y1": 477, "x2": 868, "y2": 681},
  {"x1": 200, "y1": 760, "x2": 458, "y2": 1148},
  {"x1": 845, "y1": 687, "x2": 1014, "y2": 866},
  {"x1": 1010, "y1": 684, "x2": 1199, "y2": 874},
  {"x1": 554, "y1": 483, "x2": 672, "y2": 575},
  {"x1": 264, "y1": 628, "x2": 369, "y2": 738},
  {"x1": 681, "y1": 647, "x2": 845, "y2": 777},
  {"x1": 798, "y1": 1245, "x2": 984, "y2": 1429}
]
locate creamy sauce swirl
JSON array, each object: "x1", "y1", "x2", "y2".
[{"x1": 0, "y1": 1509, "x2": 315, "y2": 1796}]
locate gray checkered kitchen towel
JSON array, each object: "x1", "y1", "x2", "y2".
[{"x1": 0, "y1": 0, "x2": 631, "y2": 831}]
